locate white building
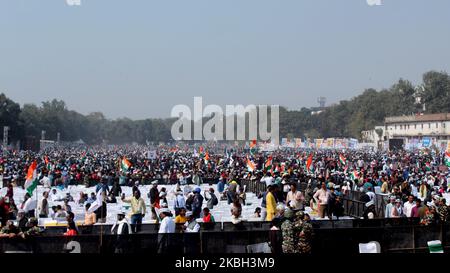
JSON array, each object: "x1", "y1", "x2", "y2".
[
  {"x1": 361, "y1": 126, "x2": 386, "y2": 150},
  {"x1": 384, "y1": 113, "x2": 450, "y2": 150}
]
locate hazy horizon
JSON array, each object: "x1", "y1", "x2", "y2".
[{"x1": 2, "y1": 0, "x2": 450, "y2": 119}]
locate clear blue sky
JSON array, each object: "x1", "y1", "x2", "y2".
[{"x1": 1, "y1": 0, "x2": 450, "y2": 119}]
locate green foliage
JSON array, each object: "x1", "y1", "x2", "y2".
[{"x1": 1, "y1": 71, "x2": 450, "y2": 144}]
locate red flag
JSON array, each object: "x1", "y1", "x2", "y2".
[{"x1": 306, "y1": 154, "x2": 313, "y2": 171}]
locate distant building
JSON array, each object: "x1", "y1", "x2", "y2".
[
  {"x1": 384, "y1": 113, "x2": 450, "y2": 150},
  {"x1": 361, "y1": 126, "x2": 385, "y2": 150},
  {"x1": 361, "y1": 126, "x2": 385, "y2": 143}
]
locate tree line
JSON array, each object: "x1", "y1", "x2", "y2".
[{"x1": 1, "y1": 70, "x2": 450, "y2": 146}]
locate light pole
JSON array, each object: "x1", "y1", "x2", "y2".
[{"x1": 3, "y1": 126, "x2": 9, "y2": 152}]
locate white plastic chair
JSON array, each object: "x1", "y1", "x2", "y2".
[{"x1": 359, "y1": 241, "x2": 381, "y2": 253}]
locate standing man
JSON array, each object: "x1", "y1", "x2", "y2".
[
  {"x1": 411, "y1": 199, "x2": 422, "y2": 218},
  {"x1": 192, "y1": 188, "x2": 204, "y2": 219},
  {"x1": 403, "y1": 195, "x2": 416, "y2": 218},
  {"x1": 21, "y1": 193, "x2": 37, "y2": 218},
  {"x1": 121, "y1": 190, "x2": 146, "y2": 233},
  {"x1": 111, "y1": 211, "x2": 132, "y2": 253},
  {"x1": 286, "y1": 183, "x2": 305, "y2": 211},
  {"x1": 158, "y1": 208, "x2": 175, "y2": 254},
  {"x1": 438, "y1": 198, "x2": 449, "y2": 223},
  {"x1": 293, "y1": 211, "x2": 313, "y2": 254},
  {"x1": 204, "y1": 188, "x2": 218, "y2": 210},
  {"x1": 313, "y1": 182, "x2": 330, "y2": 219},
  {"x1": 148, "y1": 181, "x2": 159, "y2": 220},
  {"x1": 385, "y1": 196, "x2": 396, "y2": 218},
  {"x1": 217, "y1": 177, "x2": 225, "y2": 196},
  {"x1": 280, "y1": 208, "x2": 295, "y2": 253},
  {"x1": 183, "y1": 211, "x2": 200, "y2": 233},
  {"x1": 174, "y1": 190, "x2": 186, "y2": 216},
  {"x1": 38, "y1": 191, "x2": 49, "y2": 218}
]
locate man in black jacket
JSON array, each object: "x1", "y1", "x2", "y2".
[
  {"x1": 192, "y1": 188, "x2": 204, "y2": 219},
  {"x1": 148, "y1": 181, "x2": 159, "y2": 220}
]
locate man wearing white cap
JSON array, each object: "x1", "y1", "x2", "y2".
[
  {"x1": 111, "y1": 211, "x2": 132, "y2": 254},
  {"x1": 158, "y1": 208, "x2": 175, "y2": 234},
  {"x1": 183, "y1": 211, "x2": 200, "y2": 233},
  {"x1": 174, "y1": 190, "x2": 186, "y2": 216},
  {"x1": 385, "y1": 196, "x2": 396, "y2": 218}
]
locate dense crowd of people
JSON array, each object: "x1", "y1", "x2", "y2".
[{"x1": 0, "y1": 144, "x2": 450, "y2": 253}]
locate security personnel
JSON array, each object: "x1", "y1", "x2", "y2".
[
  {"x1": 293, "y1": 211, "x2": 313, "y2": 254},
  {"x1": 280, "y1": 208, "x2": 295, "y2": 253}
]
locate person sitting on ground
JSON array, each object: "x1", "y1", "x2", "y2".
[
  {"x1": 50, "y1": 206, "x2": 58, "y2": 219},
  {"x1": 78, "y1": 192, "x2": 87, "y2": 205},
  {"x1": 254, "y1": 207, "x2": 262, "y2": 218},
  {"x1": 86, "y1": 192, "x2": 96, "y2": 204},
  {"x1": 230, "y1": 200, "x2": 243, "y2": 224},
  {"x1": 106, "y1": 192, "x2": 117, "y2": 203},
  {"x1": 55, "y1": 205, "x2": 67, "y2": 219}
]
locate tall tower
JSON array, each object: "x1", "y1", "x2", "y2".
[{"x1": 317, "y1": 97, "x2": 326, "y2": 108}]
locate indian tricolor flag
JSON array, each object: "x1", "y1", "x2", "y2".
[
  {"x1": 204, "y1": 151, "x2": 210, "y2": 164},
  {"x1": 445, "y1": 151, "x2": 450, "y2": 167},
  {"x1": 247, "y1": 156, "x2": 256, "y2": 172},
  {"x1": 44, "y1": 156, "x2": 51, "y2": 171},
  {"x1": 265, "y1": 156, "x2": 273, "y2": 172},
  {"x1": 249, "y1": 139, "x2": 257, "y2": 155},
  {"x1": 339, "y1": 154, "x2": 347, "y2": 166},
  {"x1": 121, "y1": 157, "x2": 132, "y2": 172},
  {"x1": 350, "y1": 171, "x2": 360, "y2": 181},
  {"x1": 24, "y1": 161, "x2": 39, "y2": 196}
]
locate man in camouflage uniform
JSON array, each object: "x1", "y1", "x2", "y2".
[
  {"x1": 293, "y1": 211, "x2": 313, "y2": 254},
  {"x1": 280, "y1": 208, "x2": 295, "y2": 253},
  {"x1": 20, "y1": 218, "x2": 42, "y2": 238},
  {"x1": 438, "y1": 198, "x2": 449, "y2": 223}
]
